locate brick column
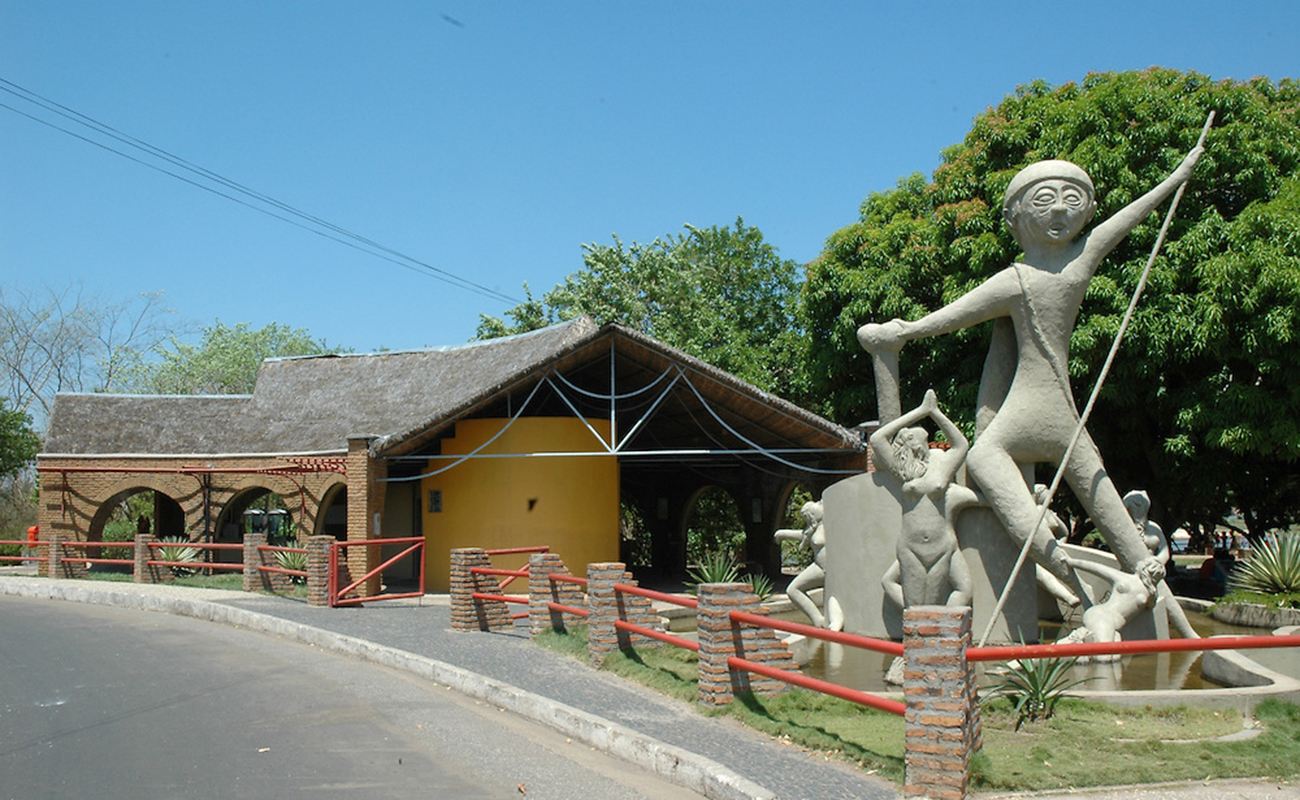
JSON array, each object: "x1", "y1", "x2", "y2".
[
  {"x1": 583, "y1": 562, "x2": 661, "y2": 665},
  {"x1": 528, "y1": 552, "x2": 585, "y2": 637},
  {"x1": 46, "y1": 532, "x2": 62, "y2": 579},
  {"x1": 696, "y1": 582, "x2": 798, "y2": 707},
  {"x1": 134, "y1": 534, "x2": 162, "y2": 584},
  {"x1": 450, "y1": 548, "x2": 511, "y2": 632},
  {"x1": 903, "y1": 605, "x2": 980, "y2": 800},
  {"x1": 346, "y1": 436, "x2": 385, "y2": 598},
  {"x1": 243, "y1": 533, "x2": 267, "y2": 593},
  {"x1": 306, "y1": 535, "x2": 334, "y2": 607}
]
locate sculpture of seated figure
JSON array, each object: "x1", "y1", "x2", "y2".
[
  {"x1": 871, "y1": 389, "x2": 976, "y2": 609},
  {"x1": 858, "y1": 144, "x2": 1204, "y2": 615},
  {"x1": 773, "y1": 500, "x2": 842, "y2": 630}
]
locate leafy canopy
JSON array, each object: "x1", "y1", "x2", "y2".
[
  {"x1": 804, "y1": 69, "x2": 1300, "y2": 536},
  {"x1": 122, "y1": 320, "x2": 341, "y2": 395},
  {"x1": 0, "y1": 399, "x2": 39, "y2": 480},
  {"x1": 477, "y1": 217, "x2": 808, "y2": 402}
]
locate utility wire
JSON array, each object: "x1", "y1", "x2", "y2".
[{"x1": 0, "y1": 78, "x2": 524, "y2": 307}]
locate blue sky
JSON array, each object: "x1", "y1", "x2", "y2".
[{"x1": 3, "y1": 2, "x2": 1298, "y2": 354}]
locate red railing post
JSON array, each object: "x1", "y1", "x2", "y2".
[
  {"x1": 902, "y1": 605, "x2": 980, "y2": 800},
  {"x1": 696, "y1": 582, "x2": 798, "y2": 707},
  {"x1": 306, "y1": 535, "x2": 333, "y2": 607}
]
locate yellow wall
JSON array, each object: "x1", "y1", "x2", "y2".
[{"x1": 421, "y1": 417, "x2": 619, "y2": 592}]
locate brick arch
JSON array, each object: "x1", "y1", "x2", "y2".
[
  {"x1": 86, "y1": 484, "x2": 194, "y2": 542},
  {"x1": 313, "y1": 481, "x2": 348, "y2": 539},
  {"x1": 211, "y1": 484, "x2": 299, "y2": 545}
]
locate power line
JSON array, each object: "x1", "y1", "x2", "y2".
[{"x1": 0, "y1": 78, "x2": 524, "y2": 307}]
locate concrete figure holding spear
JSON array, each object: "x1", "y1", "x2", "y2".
[{"x1": 858, "y1": 124, "x2": 1208, "y2": 638}]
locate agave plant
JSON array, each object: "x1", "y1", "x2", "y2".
[
  {"x1": 274, "y1": 548, "x2": 309, "y2": 584},
  {"x1": 685, "y1": 551, "x2": 741, "y2": 594},
  {"x1": 156, "y1": 536, "x2": 201, "y2": 577},
  {"x1": 685, "y1": 551, "x2": 775, "y2": 601},
  {"x1": 983, "y1": 652, "x2": 1093, "y2": 730},
  {"x1": 1227, "y1": 532, "x2": 1300, "y2": 596},
  {"x1": 745, "y1": 572, "x2": 775, "y2": 602}
]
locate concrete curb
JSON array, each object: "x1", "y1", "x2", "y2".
[{"x1": 0, "y1": 578, "x2": 776, "y2": 800}]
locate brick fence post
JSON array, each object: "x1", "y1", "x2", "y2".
[
  {"x1": 134, "y1": 534, "x2": 162, "y2": 584},
  {"x1": 696, "y1": 582, "x2": 798, "y2": 707},
  {"x1": 306, "y1": 535, "x2": 334, "y2": 607},
  {"x1": 450, "y1": 548, "x2": 511, "y2": 632},
  {"x1": 583, "y1": 562, "x2": 660, "y2": 665},
  {"x1": 243, "y1": 533, "x2": 267, "y2": 593},
  {"x1": 528, "y1": 552, "x2": 584, "y2": 637},
  {"x1": 46, "y1": 532, "x2": 62, "y2": 579},
  {"x1": 903, "y1": 605, "x2": 980, "y2": 800}
]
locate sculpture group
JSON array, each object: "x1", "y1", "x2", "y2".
[{"x1": 808, "y1": 136, "x2": 1208, "y2": 650}]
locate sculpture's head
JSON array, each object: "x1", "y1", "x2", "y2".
[
  {"x1": 891, "y1": 426, "x2": 931, "y2": 481},
  {"x1": 1003, "y1": 160, "x2": 1097, "y2": 248},
  {"x1": 1123, "y1": 489, "x2": 1151, "y2": 525},
  {"x1": 800, "y1": 500, "x2": 824, "y2": 525}
]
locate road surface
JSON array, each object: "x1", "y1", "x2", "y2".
[{"x1": 0, "y1": 595, "x2": 706, "y2": 799}]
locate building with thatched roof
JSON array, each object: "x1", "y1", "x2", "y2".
[{"x1": 37, "y1": 317, "x2": 864, "y2": 592}]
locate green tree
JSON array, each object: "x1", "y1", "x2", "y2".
[
  {"x1": 123, "y1": 320, "x2": 341, "y2": 395},
  {"x1": 0, "y1": 399, "x2": 39, "y2": 481},
  {"x1": 477, "y1": 218, "x2": 809, "y2": 402},
  {"x1": 0, "y1": 399, "x2": 40, "y2": 542},
  {"x1": 804, "y1": 69, "x2": 1300, "y2": 539}
]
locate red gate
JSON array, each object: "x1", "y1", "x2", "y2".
[{"x1": 328, "y1": 537, "x2": 425, "y2": 607}]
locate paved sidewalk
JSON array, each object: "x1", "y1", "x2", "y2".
[{"x1": 1, "y1": 575, "x2": 1295, "y2": 800}]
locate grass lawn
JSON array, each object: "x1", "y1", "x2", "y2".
[
  {"x1": 536, "y1": 626, "x2": 1300, "y2": 792},
  {"x1": 38, "y1": 568, "x2": 307, "y2": 598}
]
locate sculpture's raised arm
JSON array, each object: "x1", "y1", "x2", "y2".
[{"x1": 1081, "y1": 143, "x2": 1204, "y2": 267}]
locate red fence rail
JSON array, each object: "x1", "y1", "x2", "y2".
[
  {"x1": 469, "y1": 547, "x2": 550, "y2": 620},
  {"x1": 147, "y1": 540, "x2": 245, "y2": 572},
  {"x1": 0, "y1": 538, "x2": 48, "y2": 564},
  {"x1": 59, "y1": 540, "x2": 135, "y2": 568},
  {"x1": 329, "y1": 537, "x2": 425, "y2": 608},
  {"x1": 547, "y1": 572, "x2": 589, "y2": 618},
  {"x1": 255, "y1": 544, "x2": 308, "y2": 581},
  {"x1": 726, "y1": 608, "x2": 906, "y2": 715},
  {"x1": 613, "y1": 582, "x2": 698, "y2": 651}
]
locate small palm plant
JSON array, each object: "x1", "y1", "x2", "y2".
[
  {"x1": 1227, "y1": 532, "x2": 1300, "y2": 601},
  {"x1": 156, "y1": 536, "x2": 201, "y2": 577},
  {"x1": 983, "y1": 653, "x2": 1093, "y2": 730}
]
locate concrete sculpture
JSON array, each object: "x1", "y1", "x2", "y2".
[
  {"x1": 1126, "y1": 489, "x2": 1199, "y2": 639},
  {"x1": 856, "y1": 145, "x2": 1203, "y2": 640},
  {"x1": 773, "y1": 501, "x2": 842, "y2": 630},
  {"x1": 869, "y1": 389, "x2": 975, "y2": 609}
]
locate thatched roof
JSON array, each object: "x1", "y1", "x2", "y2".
[
  {"x1": 42, "y1": 318, "x2": 599, "y2": 455},
  {"x1": 41, "y1": 317, "x2": 862, "y2": 467}
]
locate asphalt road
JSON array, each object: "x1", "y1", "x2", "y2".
[{"x1": 0, "y1": 595, "x2": 706, "y2": 800}]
